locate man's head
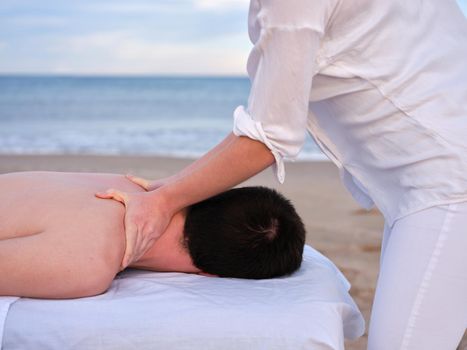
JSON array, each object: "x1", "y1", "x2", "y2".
[
  {"x1": 183, "y1": 186, "x2": 306, "y2": 279},
  {"x1": 135, "y1": 186, "x2": 305, "y2": 279}
]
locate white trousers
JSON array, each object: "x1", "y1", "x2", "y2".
[{"x1": 367, "y1": 201, "x2": 467, "y2": 350}]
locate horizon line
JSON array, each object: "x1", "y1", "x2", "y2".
[{"x1": 0, "y1": 72, "x2": 249, "y2": 79}]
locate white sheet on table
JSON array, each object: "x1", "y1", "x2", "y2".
[
  {"x1": 2, "y1": 245, "x2": 365, "y2": 350},
  {"x1": 0, "y1": 298, "x2": 18, "y2": 348}
]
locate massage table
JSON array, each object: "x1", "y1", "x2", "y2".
[{"x1": 0, "y1": 245, "x2": 365, "y2": 349}]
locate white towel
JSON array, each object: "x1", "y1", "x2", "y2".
[{"x1": 0, "y1": 297, "x2": 18, "y2": 349}]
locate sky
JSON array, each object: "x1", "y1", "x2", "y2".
[
  {"x1": 0, "y1": 0, "x2": 466, "y2": 76},
  {"x1": 0, "y1": 0, "x2": 251, "y2": 76}
]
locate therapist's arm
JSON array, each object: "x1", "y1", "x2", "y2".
[
  {"x1": 96, "y1": 132, "x2": 275, "y2": 268},
  {"x1": 161, "y1": 132, "x2": 274, "y2": 212},
  {"x1": 137, "y1": 132, "x2": 240, "y2": 191}
]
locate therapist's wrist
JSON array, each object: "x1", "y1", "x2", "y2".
[{"x1": 152, "y1": 183, "x2": 182, "y2": 217}]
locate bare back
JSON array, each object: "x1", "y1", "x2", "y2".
[{"x1": 0, "y1": 171, "x2": 144, "y2": 298}]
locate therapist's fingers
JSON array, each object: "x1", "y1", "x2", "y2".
[
  {"x1": 120, "y1": 206, "x2": 152, "y2": 269},
  {"x1": 95, "y1": 189, "x2": 129, "y2": 204},
  {"x1": 125, "y1": 174, "x2": 151, "y2": 191},
  {"x1": 120, "y1": 220, "x2": 138, "y2": 269},
  {"x1": 133, "y1": 236, "x2": 156, "y2": 265}
]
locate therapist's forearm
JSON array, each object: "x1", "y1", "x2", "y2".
[{"x1": 159, "y1": 133, "x2": 275, "y2": 214}]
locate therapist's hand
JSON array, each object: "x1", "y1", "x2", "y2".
[{"x1": 95, "y1": 178, "x2": 173, "y2": 270}]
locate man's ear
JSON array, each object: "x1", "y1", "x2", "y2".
[{"x1": 198, "y1": 271, "x2": 218, "y2": 277}]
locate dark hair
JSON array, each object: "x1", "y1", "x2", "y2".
[{"x1": 183, "y1": 186, "x2": 306, "y2": 279}]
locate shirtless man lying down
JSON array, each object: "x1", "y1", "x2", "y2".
[{"x1": 0, "y1": 171, "x2": 305, "y2": 299}]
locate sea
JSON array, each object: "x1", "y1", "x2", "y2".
[{"x1": 0, "y1": 75, "x2": 326, "y2": 160}]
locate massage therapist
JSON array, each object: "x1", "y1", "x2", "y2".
[{"x1": 96, "y1": 0, "x2": 467, "y2": 348}]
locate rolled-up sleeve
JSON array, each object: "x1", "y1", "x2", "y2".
[{"x1": 233, "y1": 0, "x2": 337, "y2": 183}]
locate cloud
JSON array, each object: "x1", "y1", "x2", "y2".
[
  {"x1": 81, "y1": 1, "x2": 187, "y2": 14},
  {"x1": 0, "y1": 0, "x2": 250, "y2": 75},
  {"x1": 193, "y1": 0, "x2": 249, "y2": 11},
  {"x1": 80, "y1": 0, "x2": 249, "y2": 14},
  {"x1": 1, "y1": 14, "x2": 68, "y2": 28},
  {"x1": 457, "y1": 0, "x2": 467, "y2": 15},
  {"x1": 51, "y1": 30, "x2": 248, "y2": 75}
]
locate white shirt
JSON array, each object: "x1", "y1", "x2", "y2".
[{"x1": 233, "y1": 0, "x2": 467, "y2": 227}]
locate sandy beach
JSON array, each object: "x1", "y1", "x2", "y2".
[{"x1": 1, "y1": 154, "x2": 465, "y2": 349}]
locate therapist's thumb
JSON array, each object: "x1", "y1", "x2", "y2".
[{"x1": 126, "y1": 174, "x2": 151, "y2": 191}]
